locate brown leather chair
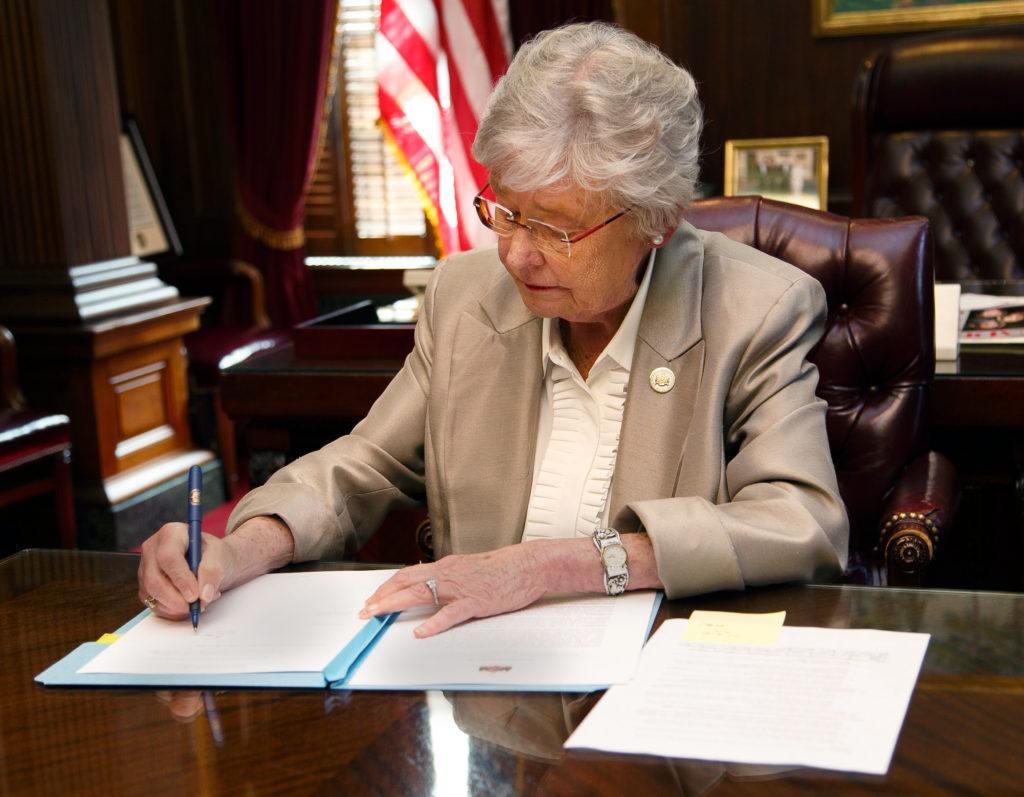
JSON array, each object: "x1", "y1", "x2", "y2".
[
  {"x1": 683, "y1": 196, "x2": 958, "y2": 586},
  {"x1": 0, "y1": 324, "x2": 76, "y2": 548},
  {"x1": 851, "y1": 24, "x2": 1024, "y2": 284}
]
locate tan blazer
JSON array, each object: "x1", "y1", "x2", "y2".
[{"x1": 228, "y1": 221, "x2": 849, "y2": 598}]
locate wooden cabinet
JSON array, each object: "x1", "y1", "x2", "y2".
[{"x1": 0, "y1": 0, "x2": 216, "y2": 549}]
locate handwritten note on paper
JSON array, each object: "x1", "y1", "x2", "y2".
[{"x1": 681, "y1": 610, "x2": 786, "y2": 645}]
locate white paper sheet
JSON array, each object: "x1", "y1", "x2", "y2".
[
  {"x1": 76, "y1": 570, "x2": 658, "y2": 691},
  {"x1": 78, "y1": 570, "x2": 398, "y2": 675},
  {"x1": 565, "y1": 619, "x2": 929, "y2": 776},
  {"x1": 346, "y1": 591, "x2": 659, "y2": 689},
  {"x1": 934, "y1": 283, "x2": 961, "y2": 360}
]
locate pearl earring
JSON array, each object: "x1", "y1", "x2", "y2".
[{"x1": 651, "y1": 234, "x2": 664, "y2": 246}]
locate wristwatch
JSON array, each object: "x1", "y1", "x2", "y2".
[{"x1": 592, "y1": 528, "x2": 629, "y2": 595}]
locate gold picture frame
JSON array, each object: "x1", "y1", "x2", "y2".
[
  {"x1": 813, "y1": 0, "x2": 1024, "y2": 37},
  {"x1": 723, "y1": 136, "x2": 829, "y2": 211}
]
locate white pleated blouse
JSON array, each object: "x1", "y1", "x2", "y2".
[{"x1": 521, "y1": 251, "x2": 655, "y2": 542}]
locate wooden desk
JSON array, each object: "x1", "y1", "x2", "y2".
[
  {"x1": 930, "y1": 349, "x2": 1024, "y2": 590},
  {"x1": 5, "y1": 549, "x2": 1024, "y2": 795},
  {"x1": 932, "y1": 347, "x2": 1024, "y2": 427},
  {"x1": 221, "y1": 342, "x2": 1024, "y2": 431},
  {"x1": 219, "y1": 342, "x2": 403, "y2": 424}
]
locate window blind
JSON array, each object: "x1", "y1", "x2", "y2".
[{"x1": 338, "y1": 0, "x2": 427, "y2": 240}]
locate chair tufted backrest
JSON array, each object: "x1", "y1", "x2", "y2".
[
  {"x1": 683, "y1": 196, "x2": 933, "y2": 556},
  {"x1": 851, "y1": 24, "x2": 1024, "y2": 282}
]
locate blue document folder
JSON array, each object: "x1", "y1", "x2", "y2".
[
  {"x1": 35, "y1": 609, "x2": 399, "y2": 690},
  {"x1": 35, "y1": 572, "x2": 662, "y2": 692}
]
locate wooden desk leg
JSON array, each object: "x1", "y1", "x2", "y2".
[
  {"x1": 54, "y1": 448, "x2": 76, "y2": 548},
  {"x1": 213, "y1": 390, "x2": 240, "y2": 498},
  {"x1": 1015, "y1": 436, "x2": 1024, "y2": 532}
]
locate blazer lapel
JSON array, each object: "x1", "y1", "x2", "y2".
[
  {"x1": 441, "y1": 278, "x2": 542, "y2": 553},
  {"x1": 611, "y1": 224, "x2": 707, "y2": 529}
]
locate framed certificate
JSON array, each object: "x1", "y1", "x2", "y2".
[{"x1": 119, "y1": 115, "x2": 181, "y2": 257}]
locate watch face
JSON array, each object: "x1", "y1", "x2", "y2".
[{"x1": 602, "y1": 545, "x2": 627, "y2": 568}]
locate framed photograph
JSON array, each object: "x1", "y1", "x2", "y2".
[
  {"x1": 119, "y1": 115, "x2": 181, "y2": 258},
  {"x1": 813, "y1": 0, "x2": 1024, "y2": 37},
  {"x1": 723, "y1": 136, "x2": 829, "y2": 211}
]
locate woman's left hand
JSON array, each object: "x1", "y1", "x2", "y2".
[{"x1": 359, "y1": 543, "x2": 553, "y2": 637}]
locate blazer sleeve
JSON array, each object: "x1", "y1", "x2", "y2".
[{"x1": 623, "y1": 276, "x2": 849, "y2": 598}]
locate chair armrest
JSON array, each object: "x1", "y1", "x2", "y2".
[
  {"x1": 0, "y1": 325, "x2": 26, "y2": 412},
  {"x1": 229, "y1": 261, "x2": 270, "y2": 329},
  {"x1": 159, "y1": 259, "x2": 270, "y2": 329},
  {"x1": 878, "y1": 450, "x2": 959, "y2": 585}
]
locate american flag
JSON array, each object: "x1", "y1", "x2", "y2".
[{"x1": 377, "y1": 0, "x2": 512, "y2": 255}]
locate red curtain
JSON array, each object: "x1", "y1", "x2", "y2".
[{"x1": 214, "y1": 0, "x2": 336, "y2": 327}]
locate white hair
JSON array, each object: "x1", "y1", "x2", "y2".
[{"x1": 472, "y1": 21, "x2": 703, "y2": 240}]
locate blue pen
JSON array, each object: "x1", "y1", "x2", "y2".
[{"x1": 187, "y1": 465, "x2": 202, "y2": 631}]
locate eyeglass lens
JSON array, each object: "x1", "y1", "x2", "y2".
[{"x1": 476, "y1": 197, "x2": 569, "y2": 255}]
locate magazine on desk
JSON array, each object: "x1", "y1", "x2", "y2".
[
  {"x1": 35, "y1": 570, "x2": 662, "y2": 692},
  {"x1": 959, "y1": 299, "x2": 1024, "y2": 345}
]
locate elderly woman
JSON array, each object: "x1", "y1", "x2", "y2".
[{"x1": 138, "y1": 21, "x2": 848, "y2": 637}]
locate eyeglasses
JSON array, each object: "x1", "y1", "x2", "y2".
[{"x1": 473, "y1": 184, "x2": 628, "y2": 259}]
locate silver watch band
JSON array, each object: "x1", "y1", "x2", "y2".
[{"x1": 592, "y1": 528, "x2": 629, "y2": 595}]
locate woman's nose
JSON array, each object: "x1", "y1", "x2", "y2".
[{"x1": 503, "y1": 225, "x2": 544, "y2": 266}]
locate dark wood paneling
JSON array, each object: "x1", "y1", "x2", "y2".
[
  {"x1": 622, "y1": 0, "x2": 959, "y2": 212},
  {"x1": 0, "y1": 0, "x2": 129, "y2": 270},
  {"x1": 108, "y1": 0, "x2": 234, "y2": 257}
]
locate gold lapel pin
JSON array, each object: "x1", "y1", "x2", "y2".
[{"x1": 649, "y1": 367, "x2": 675, "y2": 393}]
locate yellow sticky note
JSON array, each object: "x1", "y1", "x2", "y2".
[
  {"x1": 682, "y1": 610, "x2": 786, "y2": 645},
  {"x1": 96, "y1": 633, "x2": 121, "y2": 644}
]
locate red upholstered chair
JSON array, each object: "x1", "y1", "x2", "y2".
[
  {"x1": 161, "y1": 259, "x2": 290, "y2": 497},
  {"x1": 851, "y1": 24, "x2": 1024, "y2": 283},
  {"x1": 0, "y1": 325, "x2": 76, "y2": 548},
  {"x1": 683, "y1": 196, "x2": 959, "y2": 585}
]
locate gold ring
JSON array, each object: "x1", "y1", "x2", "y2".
[{"x1": 144, "y1": 595, "x2": 158, "y2": 610}]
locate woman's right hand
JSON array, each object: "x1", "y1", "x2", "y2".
[
  {"x1": 136, "y1": 515, "x2": 295, "y2": 620},
  {"x1": 137, "y1": 522, "x2": 227, "y2": 620}
]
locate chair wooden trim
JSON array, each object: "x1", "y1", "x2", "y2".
[{"x1": 0, "y1": 325, "x2": 76, "y2": 548}]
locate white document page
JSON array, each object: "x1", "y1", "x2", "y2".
[
  {"x1": 565, "y1": 618, "x2": 929, "y2": 775},
  {"x1": 934, "y1": 282, "x2": 961, "y2": 360},
  {"x1": 78, "y1": 570, "x2": 398, "y2": 675},
  {"x1": 346, "y1": 590, "x2": 660, "y2": 689}
]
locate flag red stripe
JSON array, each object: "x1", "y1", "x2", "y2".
[
  {"x1": 379, "y1": 89, "x2": 441, "y2": 207},
  {"x1": 379, "y1": 2, "x2": 439, "y2": 97},
  {"x1": 379, "y1": 0, "x2": 509, "y2": 254},
  {"x1": 453, "y1": 0, "x2": 508, "y2": 78}
]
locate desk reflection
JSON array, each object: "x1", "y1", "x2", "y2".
[
  {"x1": 6, "y1": 551, "x2": 1024, "y2": 796},
  {"x1": 446, "y1": 691, "x2": 801, "y2": 795}
]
